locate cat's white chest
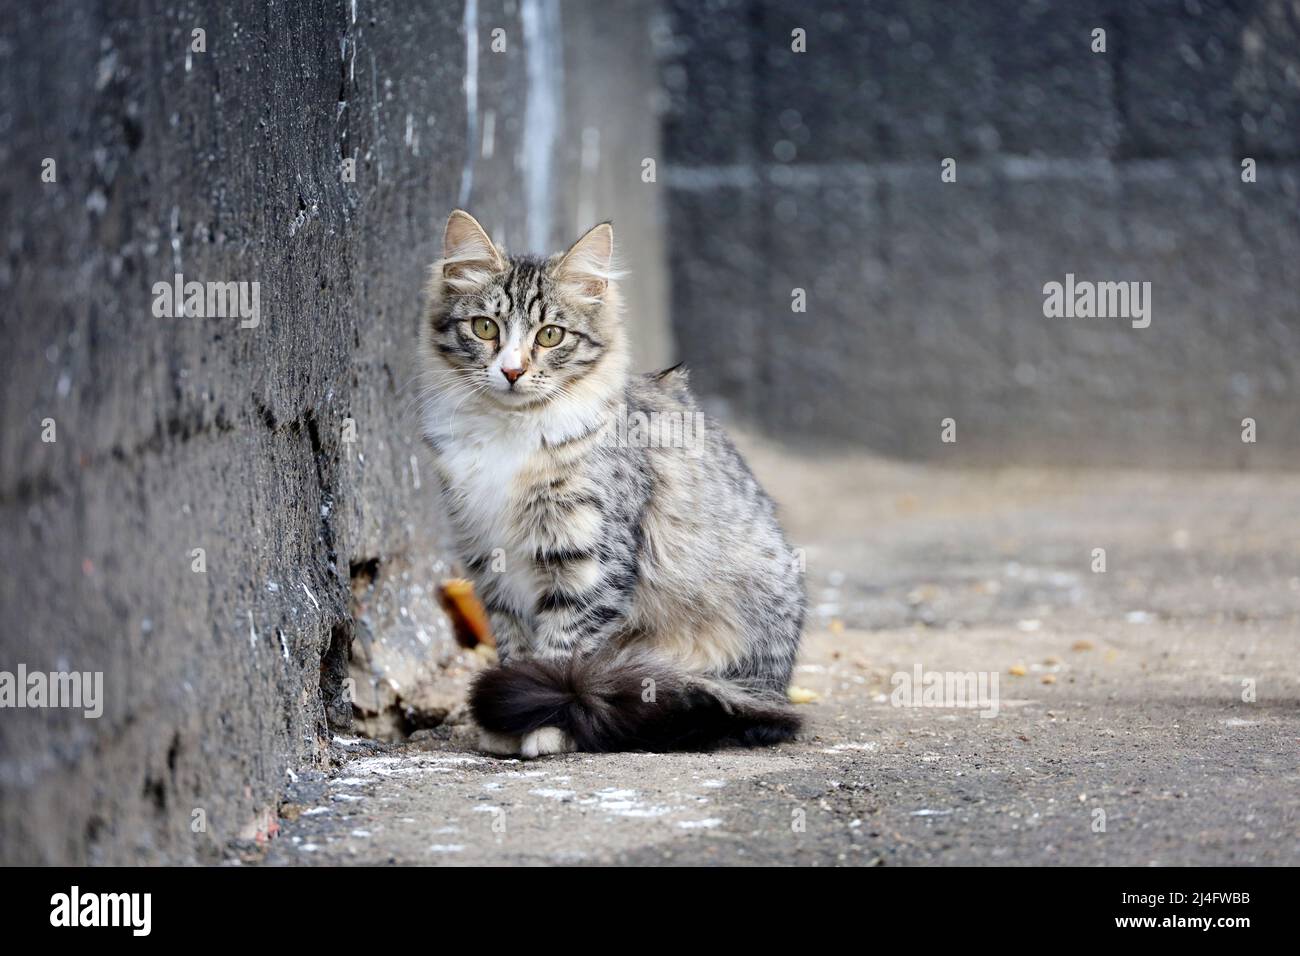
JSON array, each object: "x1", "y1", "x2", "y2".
[
  {"x1": 422, "y1": 389, "x2": 609, "y2": 618},
  {"x1": 424, "y1": 405, "x2": 542, "y2": 612},
  {"x1": 435, "y1": 421, "x2": 534, "y2": 542}
]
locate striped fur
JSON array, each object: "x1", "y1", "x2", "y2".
[{"x1": 419, "y1": 211, "x2": 805, "y2": 755}]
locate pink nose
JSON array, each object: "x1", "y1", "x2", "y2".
[{"x1": 501, "y1": 366, "x2": 524, "y2": 384}]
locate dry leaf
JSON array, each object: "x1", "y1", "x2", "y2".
[
  {"x1": 438, "y1": 578, "x2": 495, "y2": 649},
  {"x1": 788, "y1": 685, "x2": 820, "y2": 704}
]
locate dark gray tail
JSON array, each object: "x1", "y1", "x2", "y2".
[{"x1": 468, "y1": 650, "x2": 801, "y2": 752}]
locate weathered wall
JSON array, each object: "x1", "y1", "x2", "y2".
[
  {"x1": 659, "y1": 0, "x2": 1300, "y2": 468},
  {"x1": 0, "y1": 0, "x2": 668, "y2": 864}
]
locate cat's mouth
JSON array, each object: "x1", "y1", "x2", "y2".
[
  {"x1": 483, "y1": 366, "x2": 565, "y2": 407},
  {"x1": 484, "y1": 379, "x2": 555, "y2": 410}
]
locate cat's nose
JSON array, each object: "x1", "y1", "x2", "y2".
[{"x1": 501, "y1": 365, "x2": 525, "y2": 385}]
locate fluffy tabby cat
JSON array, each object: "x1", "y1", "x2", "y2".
[{"x1": 420, "y1": 210, "x2": 805, "y2": 757}]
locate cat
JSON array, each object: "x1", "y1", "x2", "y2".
[{"x1": 419, "y1": 210, "x2": 805, "y2": 757}]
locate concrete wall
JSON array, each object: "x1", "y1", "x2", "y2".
[
  {"x1": 658, "y1": 0, "x2": 1300, "y2": 468},
  {"x1": 0, "y1": 0, "x2": 668, "y2": 864}
]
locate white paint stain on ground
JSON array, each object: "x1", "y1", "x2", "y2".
[
  {"x1": 820, "y1": 742, "x2": 880, "y2": 755},
  {"x1": 529, "y1": 788, "x2": 576, "y2": 801},
  {"x1": 580, "y1": 788, "x2": 674, "y2": 819},
  {"x1": 343, "y1": 755, "x2": 482, "y2": 781}
]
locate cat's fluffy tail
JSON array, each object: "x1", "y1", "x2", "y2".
[{"x1": 468, "y1": 649, "x2": 801, "y2": 752}]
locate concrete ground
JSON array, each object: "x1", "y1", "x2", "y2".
[{"x1": 260, "y1": 438, "x2": 1300, "y2": 866}]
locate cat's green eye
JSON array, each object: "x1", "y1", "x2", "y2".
[
  {"x1": 536, "y1": 325, "x2": 566, "y2": 348},
  {"x1": 470, "y1": 317, "x2": 499, "y2": 340}
]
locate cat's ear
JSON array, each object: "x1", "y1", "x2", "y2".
[
  {"x1": 440, "y1": 209, "x2": 504, "y2": 291},
  {"x1": 554, "y1": 222, "x2": 616, "y2": 305}
]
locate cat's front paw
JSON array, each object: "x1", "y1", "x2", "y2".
[
  {"x1": 520, "y1": 726, "x2": 575, "y2": 759},
  {"x1": 478, "y1": 730, "x2": 522, "y2": 757}
]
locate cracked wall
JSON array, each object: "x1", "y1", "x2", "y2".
[{"x1": 0, "y1": 0, "x2": 669, "y2": 864}]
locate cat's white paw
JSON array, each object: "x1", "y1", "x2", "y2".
[
  {"x1": 478, "y1": 730, "x2": 522, "y2": 756},
  {"x1": 520, "y1": 726, "x2": 575, "y2": 759}
]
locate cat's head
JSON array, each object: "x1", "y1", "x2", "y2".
[{"x1": 423, "y1": 210, "x2": 626, "y2": 409}]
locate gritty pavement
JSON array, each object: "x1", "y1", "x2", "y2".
[{"x1": 260, "y1": 439, "x2": 1300, "y2": 866}]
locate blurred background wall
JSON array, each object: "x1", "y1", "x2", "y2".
[{"x1": 658, "y1": 0, "x2": 1300, "y2": 467}]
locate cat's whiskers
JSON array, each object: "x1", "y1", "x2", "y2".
[
  {"x1": 442, "y1": 376, "x2": 493, "y2": 442},
  {"x1": 407, "y1": 366, "x2": 486, "y2": 416},
  {"x1": 406, "y1": 368, "x2": 494, "y2": 448}
]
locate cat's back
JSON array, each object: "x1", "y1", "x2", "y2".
[
  {"x1": 623, "y1": 366, "x2": 804, "y2": 682},
  {"x1": 624, "y1": 366, "x2": 785, "y2": 553}
]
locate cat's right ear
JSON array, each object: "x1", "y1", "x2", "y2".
[{"x1": 440, "y1": 210, "x2": 504, "y2": 292}]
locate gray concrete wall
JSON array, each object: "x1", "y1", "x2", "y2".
[
  {"x1": 0, "y1": 0, "x2": 668, "y2": 864},
  {"x1": 658, "y1": 0, "x2": 1300, "y2": 468}
]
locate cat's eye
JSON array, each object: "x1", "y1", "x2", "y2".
[
  {"x1": 536, "y1": 325, "x2": 566, "y2": 348},
  {"x1": 470, "y1": 317, "x2": 499, "y2": 340}
]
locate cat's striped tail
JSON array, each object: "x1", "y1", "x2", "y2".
[{"x1": 468, "y1": 649, "x2": 801, "y2": 752}]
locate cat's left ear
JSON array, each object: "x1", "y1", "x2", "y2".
[{"x1": 554, "y1": 222, "x2": 615, "y2": 305}]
